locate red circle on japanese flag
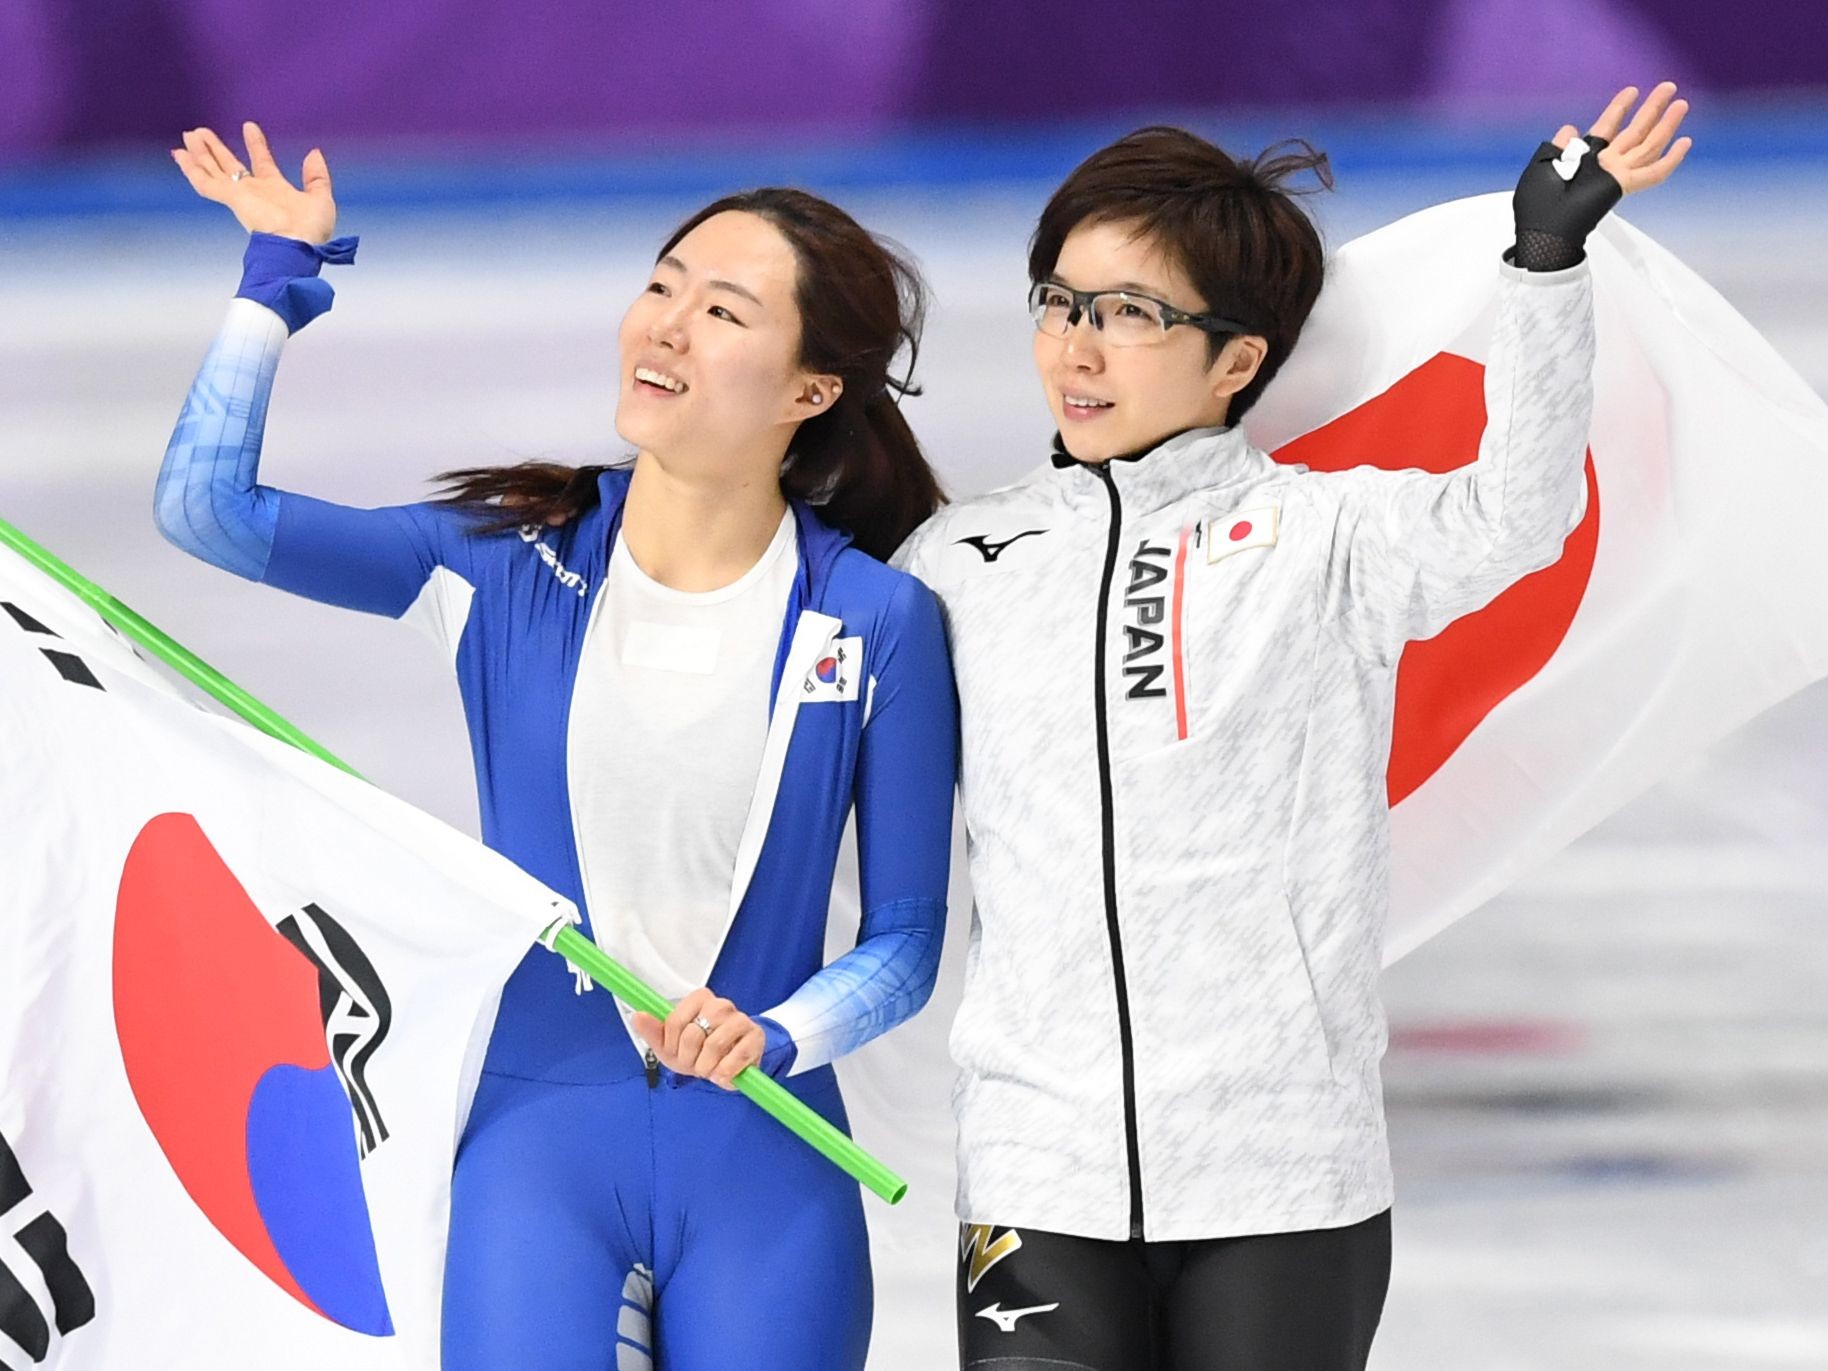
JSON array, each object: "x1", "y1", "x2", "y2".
[
  {"x1": 1272, "y1": 352, "x2": 1599, "y2": 806},
  {"x1": 1230, "y1": 521, "x2": 1253, "y2": 542}
]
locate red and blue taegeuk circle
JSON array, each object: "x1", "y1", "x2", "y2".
[{"x1": 113, "y1": 812, "x2": 393, "y2": 1336}]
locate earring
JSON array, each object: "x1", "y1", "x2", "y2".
[{"x1": 812, "y1": 394, "x2": 824, "y2": 405}]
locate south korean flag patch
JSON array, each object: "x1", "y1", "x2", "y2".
[
  {"x1": 1205, "y1": 504, "x2": 1279, "y2": 563},
  {"x1": 802, "y1": 635, "x2": 863, "y2": 702}
]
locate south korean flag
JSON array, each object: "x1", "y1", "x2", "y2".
[{"x1": 801, "y1": 635, "x2": 863, "y2": 703}]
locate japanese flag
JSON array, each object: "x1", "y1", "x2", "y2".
[
  {"x1": 1245, "y1": 193, "x2": 1828, "y2": 956},
  {"x1": 1205, "y1": 505, "x2": 1280, "y2": 562}
]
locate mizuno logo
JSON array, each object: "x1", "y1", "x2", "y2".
[
  {"x1": 956, "y1": 530, "x2": 1047, "y2": 563},
  {"x1": 960, "y1": 1223, "x2": 1022, "y2": 1293},
  {"x1": 975, "y1": 1301, "x2": 1060, "y2": 1334}
]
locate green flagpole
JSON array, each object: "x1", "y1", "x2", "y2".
[
  {"x1": 0, "y1": 516, "x2": 907, "y2": 1205},
  {"x1": 0, "y1": 517, "x2": 359, "y2": 778},
  {"x1": 541, "y1": 922, "x2": 907, "y2": 1204}
]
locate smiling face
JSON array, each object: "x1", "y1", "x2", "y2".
[
  {"x1": 1035, "y1": 218, "x2": 1266, "y2": 464},
  {"x1": 614, "y1": 209, "x2": 836, "y2": 473}
]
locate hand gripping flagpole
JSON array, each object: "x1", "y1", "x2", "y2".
[
  {"x1": 0, "y1": 517, "x2": 908, "y2": 1205},
  {"x1": 534, "y1": 920, "x2": 907, "y2": 1204}
]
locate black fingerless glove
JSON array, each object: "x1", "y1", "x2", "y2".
[{"x1": 1509, "y1": 135, "x2": 1622, "y2": 271}]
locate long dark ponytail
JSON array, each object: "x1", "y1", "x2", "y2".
[{"x1": 434, "y1": 188, "x2": 944, "y2": 560}]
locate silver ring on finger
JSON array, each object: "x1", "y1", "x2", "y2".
[
  {"x1": 692, "y1": 1014, "x2": 714, "y2": 1036},
  {"x1": 230, "y1": 168, "x2": 250, "y2": 182}
]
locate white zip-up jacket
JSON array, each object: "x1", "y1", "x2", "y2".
[{"x1": 895, "y1": 259, "x2": 1594, "y2": 1241}]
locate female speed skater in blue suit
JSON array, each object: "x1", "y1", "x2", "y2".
[{"x1": 160, "y1": 121, "x2": 958, "y2": 1370}]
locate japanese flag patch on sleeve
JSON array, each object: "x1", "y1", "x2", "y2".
[
  {"x1": 1205, "y1": 505, "x2": 1279, "y2": 563},
  {"x1": 802, "y1": 635, "x2": 864, "y2": 702}
]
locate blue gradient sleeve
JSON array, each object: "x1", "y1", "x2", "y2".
[
  {"x1": 155, "y1": 299, "x2": 291, "y2": 580},
  {"x1": 764, "y1": 575, "x2": 958, "y2": 1074},
  {"x1": 157, "y1": 234, "x2": 360, "y2": 579},
  {"x1": 157, "y1": 298, "x2": 466, "y2": 624}
]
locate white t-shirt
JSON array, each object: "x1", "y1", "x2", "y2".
[{"x1": 569, "y1": 509, "x2": 798, "y2": 1000}]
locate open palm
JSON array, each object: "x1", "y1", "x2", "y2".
[
  {"x1": 171, "y1": 122, "x2": 337, "y2": 244},
  {"x1": 1552, "y1": 82, "x2": 1692, "y2": 196}
]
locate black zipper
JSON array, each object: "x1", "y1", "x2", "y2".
[
  {"x1": 1092, "y1": 462, "x2": 1146, "y2": 1241},
  {"x1": 644, "y1": 1048, "x2": 660, "y2": 1089}
]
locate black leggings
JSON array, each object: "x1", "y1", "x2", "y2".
[{"x1": 957, "y1": 1210, "x2": 1391, "y2": 1370}]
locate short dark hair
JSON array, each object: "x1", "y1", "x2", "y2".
[{"x1": 1029, "y1": 126, "x2": 1333, "y2": 420}]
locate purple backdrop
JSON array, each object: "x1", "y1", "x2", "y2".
[{"x1": 4, "y1": 0, "x2": 1824, "y2": 162}]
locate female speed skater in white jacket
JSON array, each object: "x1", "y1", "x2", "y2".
[{"x1": 894, "y1": 82, "x2": 1692, "y2": 1371}]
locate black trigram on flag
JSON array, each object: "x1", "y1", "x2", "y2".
[
  {"x1": 278, "y1": 903, "x2": 394, "y2": 1157},
  {"x1": 0, "y1": 1132, "x2": 94, "y2": 1369},
  {"x1": 2, "y1": 602, "x2": 103, "y2": 690}
]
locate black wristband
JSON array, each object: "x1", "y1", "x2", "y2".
[{"x1": 1510, "y1": 135, "x2": 1621, "y2": 269}]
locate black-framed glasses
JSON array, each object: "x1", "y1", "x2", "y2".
[{"x1": 1028, "y1": 281, "x2": 1249, "y2": 348}]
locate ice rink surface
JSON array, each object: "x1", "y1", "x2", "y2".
[{"x1": 3, "y1": 148, "x2": 1824, "y2": 1368}]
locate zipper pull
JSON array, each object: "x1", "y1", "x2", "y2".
[{"x1": 644, "y1": 1049, "x2": 660, "y2": 1089}]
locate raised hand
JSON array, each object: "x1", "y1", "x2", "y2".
[
  {"x1": 1551, "y1": 82, "x2": 1692, "y2": 196},
  {"x1": 171, "y1": 121, "x2": 337, "y2": 244}
]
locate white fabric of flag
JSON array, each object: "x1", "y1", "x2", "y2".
[
  {"x1": 844, "y1": 195, "x2": 1828, "y2": 1367},
  {"x1": 0, "y1": 552, "x2": 571, "y2": 1369}
]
